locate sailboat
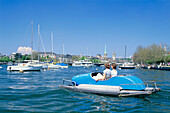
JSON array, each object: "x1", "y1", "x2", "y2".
[
  {"x1": 119, "y1": 45, "x2": 135, "y2": 69},
  {"x1": 56, "y1": 44, "x2": 68, "y2": 68},
  {"x1": 47, "y1": 32, "x2": 60, "y2": 69},
  {"x1": 32, "y1": 24, "x2": 48, "y2": 69},
  {"x1": 7, "y1": 20, "x2": 42, "y2": 72}
]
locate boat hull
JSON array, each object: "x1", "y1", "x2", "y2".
[
  {"x1": 59, "y1": 72, "x2": 161, "y2": 96},
  {"x1": 47, "y1": 64, "x2": 60, "y2": 69},
  {"x1": 7, "y1": 65, "x2": 41, "y2": 72},
  {"x1": 119, "y1": 66, "x2": 135, "y2": 69},
  {"x1": 157, "y1": 66, "x2": 170, "y2": 71},
  {"x1": 59, "y1": 84, "x2": 160, "y2": 97}
]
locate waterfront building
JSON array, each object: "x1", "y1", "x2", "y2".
[
  {"x1": 39, "y1": 52, "x2": 57, "y2": 58},
  {"x1": 9, "y1": 53, "x2": 22, "y2": 60},
  {"x1": 58, "y1": 54, "x2": 72, "y2": 63}
]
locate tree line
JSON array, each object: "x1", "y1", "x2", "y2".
[{"x1": 133, "y1": 44, "x2": 170, "y2": 64}]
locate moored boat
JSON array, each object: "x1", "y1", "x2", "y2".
[
  {"x1": 157, "y1": 65, "x2": 170, "y2": 71},
  {"x1": 7, "y1": 63, "x2": 42, "y2": 72},
  {"x1": 59, "y1": 72, "x2": 161, "y2": 96},
  {"x1": 47, "y1": 63, "x2": 60, "y2": 69},
  {"x1": 56, "y1": 63, "x2": 68, "y2": 68},
  {"x1": 119, "y1": 62, "x2": 135, "y2": 69},
  {"x1": 72, "y1": 60, "x2": 93, "y2": 67}
]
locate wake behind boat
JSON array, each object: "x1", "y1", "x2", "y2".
[{"x1": 59, "y1": 72, "x2": 161, "y2": 96}]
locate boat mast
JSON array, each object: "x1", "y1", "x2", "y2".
[
  {"x1": 51, "y1": 32, "x2": 53, "y2": 61},
  {"x1": 87, "y1": 47, "x2": 88, "y2": 57},
  {"x1": 125, "y1": 45, "x2": 127, "y2": 61},
  {"x1": 31, "y1": 20, "x2": 33, "y2": 63},
  {"x1": 38, "y1": 24, "x2": 40, "y2": 61},
  {"x1": 63, "y1": 43, "x2": 64, "y2": 63}
]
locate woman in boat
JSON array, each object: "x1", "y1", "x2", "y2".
[
  {"x1": 111, "y1": 63, "x2": 118, "y2": 77},
  {"x1": 95, "y1": 63, "x2": 111, "y2": 81}
]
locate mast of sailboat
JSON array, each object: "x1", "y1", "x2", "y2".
[
  {"x1": 62, "y1": 43, "x2": 64, "y2": 63},
  {"x1": 87, "y1": 47, "x2": 88, "y2": 57},
  {"x1": 31, "y1": 20, "x2": 33, "y2": 63},
  {"x1": 125, "y1": 45, "x2": 127, "y2": 61},
  {"x1": 51, "y1": 32, "x2": 53, "y2": 62},
  {"x1": 38, "y1": 24, "x2": 40, "y2": 61}
]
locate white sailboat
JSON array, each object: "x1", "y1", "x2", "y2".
[
  {"x1": 32, "y1": 24, "x2": 48, "y2": 69},
  {"x1": 57, "y1": 44, "x2": 68, "y2": 68},
  {"x1": 47, "y1": 32, "x2": 60, "y2": 69},
  {"x1": 7, "y1": 20, "x2": 42, "y2": 72}
]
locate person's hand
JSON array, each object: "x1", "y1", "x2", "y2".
[{"x1": 95, "y1": 79, "x2": 98, "y2": 82}]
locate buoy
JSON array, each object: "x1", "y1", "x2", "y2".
[
  {"x1": 48, "y1": 68, "x2": 50, "y2": 70},
  {"x1": 19, "y1": 70, "x2": 24, "y2": 73}
]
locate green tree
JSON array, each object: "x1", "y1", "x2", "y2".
[
  {"x1": 2, "y1": 57, "x2": 10, "y2": 62},
  {"x1": 133, "y1": 44, "x2": 167, "y2": 64},
  {"x1": 79, "y1": 56, "x2": 86, "y2": 60},
  {"x1": 91, "y1": 59, "x2": 101, "y2": 63},
  {"x1": 14, "y1": 53, "x2": 22, "y2": 60},
  {"x1": 72, "y1": 55, "x2": 79, "y2": 61},
  {"x1": 26, "y1": 55, "x2": 31, "y2": 60}
]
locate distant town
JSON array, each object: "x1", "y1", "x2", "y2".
[
  {"x1": 0, "y1": 43, "x2": 169, "y2": 67},
  {"x1": 0, "y1": 49, "x2": 131, "y2": 65}
]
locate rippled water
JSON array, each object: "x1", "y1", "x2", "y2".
[{"x1": 0, "y1": 65, "x2": 169, "y2": 112}]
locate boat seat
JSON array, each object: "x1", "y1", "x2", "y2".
[
  {"x1": 91, "y1": 72, "x2": 103, "y2": 80},
  {"x1": 91, "y1": 72, "x2": 102, "y2": 77}
]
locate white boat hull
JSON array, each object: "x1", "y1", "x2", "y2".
[
  {"x1": 48, "y1": 64, "x2": 60, "y2": 69},
  {"x1": 7, "y1": 65, "x2": 41, "y2": 72},
  {"x1": 59, "y1": 84, "x2": 161, "y2": 97},
  {"x1": 59, "y1": 66, "x2": 68, "y2": 68}
]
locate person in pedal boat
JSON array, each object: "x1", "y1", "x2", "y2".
[
  {"x1": 111, "y1": 63, "x2": 118, "y2": 77},
  {"x1": 95, "y1": 63, "x2": 111, "y2": 81}
]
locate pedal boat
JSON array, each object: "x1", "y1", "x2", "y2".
[{"x1": 59, "y1": 72, "x2": 161, "y2": 97}]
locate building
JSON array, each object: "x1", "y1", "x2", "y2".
[
  {"x1": 39, "y1": 52, "x2": 57, "y2": 58},
  {"x1": 112, "y1": 51, "x2": 116, "y2": 61},
  {"x1": 104, "y1": 44, "x2": 107, "y2": 60},
  {"x1": 58, "y1": 54, "x2": 72, "y2": 63},
  {"x1": 9, "y1": 53, "x2": 22, "y2": 60}
]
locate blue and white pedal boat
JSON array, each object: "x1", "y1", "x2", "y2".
[{"x1": 59, "y1": 72, "x2": 161, "y2": 96}]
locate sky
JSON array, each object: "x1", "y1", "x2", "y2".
[{"x1": 0, "y1": 0, "x2": 170, "y2": 58}]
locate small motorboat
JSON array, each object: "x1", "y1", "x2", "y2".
[
  {"x1": 7, "y1": 63, "x2": 42, "y2": 72},
  {"x1": 56, "y1": 63, "x2": 68, "y2": 69},
  {"x1": 59, "y1": 72, "x2": 161, "y2": 97},
  {"x1": 119, "y1": 62, "x2": 135, "y2": 69}
]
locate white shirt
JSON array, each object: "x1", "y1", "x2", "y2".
[
  {"x1": 111, "y1": 69, "x2": 117, "y2": 77},
  {"x1": 103, "y1": 69, "x2": 111, "y2": 79}
]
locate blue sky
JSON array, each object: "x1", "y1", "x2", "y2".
[{"x1": 0, "y1": 0, "x2": 170, "y2": 57}]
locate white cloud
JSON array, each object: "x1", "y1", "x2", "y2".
[{"x1": 17, "y1": 46, "x2": 32, "y2": 55}]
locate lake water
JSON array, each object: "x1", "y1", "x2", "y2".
[{"x1": 0, "y1": 65, "x2": 169, "y2": 113}]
